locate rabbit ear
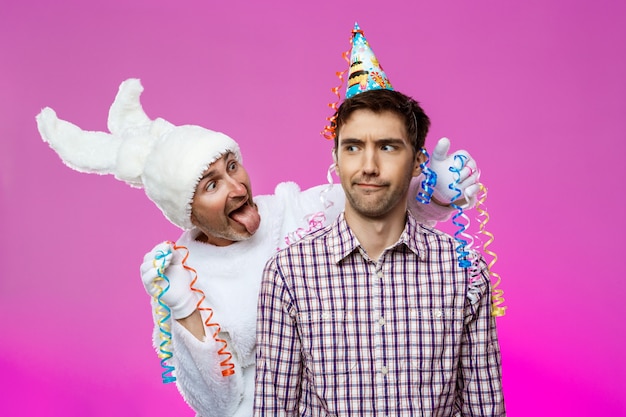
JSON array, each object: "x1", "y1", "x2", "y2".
[
  {"x1": 104, "y1": 78, "x2": 175, "y2": 187},
  {"x1": 36, "y1": 107, "x2": 121, "y2": 175},
  {"x1": 107, "y1": 78, "x2": 152, "y2": 136}
]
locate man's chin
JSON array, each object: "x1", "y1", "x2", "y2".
[
  {"x1": 226, "y1": 221, "x2": 257, "y2": 240},
  {"x1": 230, "y1": 232, "x2": 254, "y2": 242},
  {"x1": 195, "y1": 226, "x2": 254, "y2": 246}
]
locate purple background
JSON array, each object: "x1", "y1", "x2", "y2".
[{"x1": 1, "y1": 0, "x2": 625, "y2": 415}]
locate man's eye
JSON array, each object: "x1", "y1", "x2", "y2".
[
  {"x1": 345, "y1": 145, "x2": 358, "y2": 152},
  {"x1": 381, "y1": 145, "x2": 396, "y2": 151},
  {"x1": 228, "y1": 161, "x2": 237, "y2": 171},
  {"x1": 205, "y1": 181, "x2": 217, "y2": 191}
]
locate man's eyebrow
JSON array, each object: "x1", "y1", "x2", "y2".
[
  {"x1": 198, "y1": 169, "x2": 217, "y2": 183},
  {"x1": 339, "y1": 137, "x2": 407, "y2": 146},
  {"x1": 339, "y1": 138, "x2": 364, "y2": 146},
  {"x1": 375, "y1": 138, "x2": 407, "y2": 146},
  {"x1": 197, "y1": 152, "x2": 234, "y2": 183}
]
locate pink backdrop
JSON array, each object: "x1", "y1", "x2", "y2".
[{"x1": 1, "y1": 0, "x2": 624, "y2": 415}]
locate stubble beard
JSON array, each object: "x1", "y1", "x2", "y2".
[{"x1": 343, "y1": 173, "x2": 413, "y2": 219}]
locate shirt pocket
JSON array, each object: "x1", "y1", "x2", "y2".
[
  {"x1": 407, "y1": 306, "x2": 462, "y2": 373},
  {"x1": 298, "y1": 310, "x2": 360, "y2": 397}
]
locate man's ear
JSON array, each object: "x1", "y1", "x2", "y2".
[{"x1": 413, "y1": 149, "x2": 427, "y2": 177}]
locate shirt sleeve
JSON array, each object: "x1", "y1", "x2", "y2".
[
  {"x1": 456, "y1": 260, "x2": 506, "y2": 416},
  {"x1": 254, "y1": 256, "x2": 303, "y2": 416},
  {"x1": 275, "y1": 178, "x2": 454, "y2": 232}
]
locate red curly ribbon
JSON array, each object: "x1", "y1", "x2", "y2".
[
  {"x1": 173, "y1": 243, "x2": 236, "y2": 376},
  {"x1": 321, "y1": 46, "x2": 351, "y2": 140}
]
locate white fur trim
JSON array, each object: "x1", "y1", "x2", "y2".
[{"x1": 142, "y1": 125, "x2": 241, "y2": 230}]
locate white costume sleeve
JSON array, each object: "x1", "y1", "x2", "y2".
[
  {"x1": 272, "y1": 182, "x2": 345, "y2": 248},
  {"x1": 150, "y1": 304, "x2": 246, "y2": 417},
  {"x1": 408, "y1": 175, "x2": 456, "y2": 226},
  {"x1": 278, "y1": 176, "x2": 455, "y2": 232}
]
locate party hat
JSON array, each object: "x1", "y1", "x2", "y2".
[
  {"x1": 346, "y1": 22, "x2": 393, "y2": 98},
  {"x1": 321, "y1": 22, "x2": 395, "y2": 140}
]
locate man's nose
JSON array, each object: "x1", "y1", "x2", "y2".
[
  {"x1": 225, "y1": 175, "x2": 247, "y2": 197},
  {"x1": 361, "y1": 148, "x2": 379, "y2": 175}
]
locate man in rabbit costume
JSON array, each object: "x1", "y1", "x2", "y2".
[{"x1": 36, "y1": 78, "x2": 479, "y2": 416}]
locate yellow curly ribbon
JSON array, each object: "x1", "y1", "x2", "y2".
[
  {"x1": 475, "y1": 184, "x2": 507, "y2": 317},
  {"x1": 152, "y1": 251, "x2": 177, "y2": 383}
]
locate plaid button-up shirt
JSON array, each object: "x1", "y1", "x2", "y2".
[{"x1": 255, "y1": 212, "x2": 505, "y2": 416}]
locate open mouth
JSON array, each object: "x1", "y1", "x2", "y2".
[
  {"x1": 228, "y1": 198, "x2": 250, "y2": 217},
  {"x1": 228, "y1": 198, "x2": 260, "y2": 234}
]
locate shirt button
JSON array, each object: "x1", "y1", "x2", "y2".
[
  {"x1": 377, "y1": 271, "x2": 384, "y2": 279},
  {"x1": 434, "y1": 309, "x2": 443, "y2": 318},
  {"x1": 381, "y1": 366, "x2": 388, "y2": 375},
  {"x1": 378, "y1": 316, "x2": 385, "y2": 326}
]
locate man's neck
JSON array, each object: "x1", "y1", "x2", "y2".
[{"x1": 344, "y1": 206, "x2": 408, "y2": 262}]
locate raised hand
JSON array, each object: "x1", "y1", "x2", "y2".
[
  {"x1": 140, "y1": 241, "x2": 199, "y2": 319},
  {"x1": 429, "y1": 137, "x2": 480, "y2": 208}
]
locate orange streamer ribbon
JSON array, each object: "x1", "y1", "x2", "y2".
[
  {"x1": 173, "y1": 243, "x2": 236, "y2": 376},
  {"x1": 321, "y1": 45, "x2": 351, "y2": 140}
]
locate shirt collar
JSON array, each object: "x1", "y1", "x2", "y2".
[{"x1": 329, "y1": 211, "x2": 427, "y2": 264}]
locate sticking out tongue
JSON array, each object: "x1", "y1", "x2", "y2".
[{"x1": 230, "y1": 203, "x2": 261, "y2": 234}]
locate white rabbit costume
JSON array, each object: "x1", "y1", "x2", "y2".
[{"x1": 36, "y1": 79, "x2": 462, "y2": 416}]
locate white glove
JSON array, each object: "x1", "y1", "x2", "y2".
[
  {"x1": 429, "y1": 137, "x2": 480, "y2": 208},
  {"x1": 140, "y1": 242, "x2": 199, "y2": 319}
]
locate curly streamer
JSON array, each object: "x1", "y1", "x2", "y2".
[
  {"x1": 321, "y1": 34, "x2": 353, "y2": 140},
  {"x1": 448, "y1": 154, "x2": 471, "y2": 268},
  {"x1": 284, "y1": 212, "x2": 327, "y2": 247},
  {"x1": 153, "y1": 248, "x2": 177, "y2": 383},
  {"x1": 475, "y1": 184, "x2": 507, "y2": 317},
  {"x1": 320, "y1": 162, "x2": 337, "y2": 210},
  {"x1": 282, "y1": 164, "x2": 337, "y2": 249},
  {"x1": 456, "y1": 207, "x2": 477, "y2": 275},
  {"x1": 321, "y1": 67, "x2": 347, "y2": 140},
  {"x1": 416, "y1": 148, "x2": 437, "y2": 204},
  {"x1": 173, "y1": 244, "x2": 236, "y2": 376}
]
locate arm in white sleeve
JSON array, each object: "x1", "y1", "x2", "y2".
[
  {"x1": 407, "y1": 175, "x2": 456, "y2": 226},
  {"x1": 273, "y1": 181, "x2": 345, "y2": 248},
  {"x1": 285, "y1": 172, "x2": 457, "y2": 229},
  {"x1": 150, "y1": 310, "x2": 246, "y2": 417}
]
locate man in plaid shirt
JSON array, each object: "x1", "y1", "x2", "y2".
[{"x1": 254, "y1": 89, "x2": 505, "y2": 416}]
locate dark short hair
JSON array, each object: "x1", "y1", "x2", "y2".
[{"x1": 333, "y1": 89, "x2": 430, "y2": 154}]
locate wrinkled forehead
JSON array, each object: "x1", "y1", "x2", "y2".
[{"x1": 338, "y1": 109, "x2": 407, "y2": 138}]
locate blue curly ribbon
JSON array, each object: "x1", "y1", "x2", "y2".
[
  {"x1": 416, "y1": 148, "x2": 437, "y2": 204},
  {"x1": 448, "y1": 154, "x2": 471, "y2": 268},
  {"x1": 153, "y1": 248, "x2": 177, "y2": 384}
]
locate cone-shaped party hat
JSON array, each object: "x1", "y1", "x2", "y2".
[
  {"x1": 321, "y1": 22, "x2": 395, "y2": 140},
  {"x1": 346, "y1": 22, "x2": 393, "y2": 98}
]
